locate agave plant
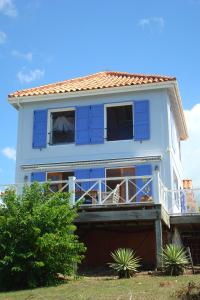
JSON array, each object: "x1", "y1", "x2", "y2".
[
  {"x1": 162, "y1": 244, "x2": 189, "y2": 276},
  {"x1": 108, "y1": 248, "x2": 141, "y2": 278}
]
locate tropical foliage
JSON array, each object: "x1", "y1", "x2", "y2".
[
  {"x1": 162, "y1": 244, "x2": 188, "y2": 276},
  {"x1": 0, "y1": 183, "x2": 86, "y2": 291},
  {"x1": 109, "y1": 248, "x2": 141, "y2": 278}
]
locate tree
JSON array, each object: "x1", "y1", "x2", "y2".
[{"x1": 0, "y1": 183, "x2": 86, "y2": 291}]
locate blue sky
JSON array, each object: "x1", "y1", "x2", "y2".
[{"x1": 0, "y1": 0, "x2": 200, "y2": 184}]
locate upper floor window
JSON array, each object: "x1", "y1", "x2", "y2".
[
  {"x1": 49, "y1": 109, "x2": 75, "y2": 145},
  {"x1": 106, "y1": 104, "x2": 133, "y2": 141}
]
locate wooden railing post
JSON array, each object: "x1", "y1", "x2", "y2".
[
  {"x1": 68, "y1": 176, "x2": 76, "y2": 206},
  {"x1": 153, "y1": 169, "x2": 160, "y2": 204},
  {"x1": 125, "y1": 177, "x2": 129, "y2": 203},
  {"x1": 98, "y1": 179, "x2": 102, "y2": 204}
]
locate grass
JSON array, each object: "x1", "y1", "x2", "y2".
[{"x1": 0, "y1": 274, "x2": 200, "y2": 300}]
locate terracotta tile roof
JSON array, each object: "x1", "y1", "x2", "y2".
[{"x1": 8, "y1": 71, "x2": 176, "y2": 98}]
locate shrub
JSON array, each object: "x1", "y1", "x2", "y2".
[
  {"x1": 162, "y1": 244, "x2": 188, "y2": 276},
  {"x1": 0, "y1": 183, "x2": 86, "y2": 291},
  {"x1": 108, "y1": 248, "x2": 141, "y2": 278}
]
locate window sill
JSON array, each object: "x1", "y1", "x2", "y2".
[
  {"x1": 105, "y1": 138, "x2": 134, "y2": 143},
  {"x1": 48, "y1": 142, "x2": 75, "y2": 147}
]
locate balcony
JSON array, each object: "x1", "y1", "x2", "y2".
[{"x1": 0, "y1": 173, "x2": 199, "y2": 216}]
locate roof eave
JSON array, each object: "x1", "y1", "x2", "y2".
[
  {"x1": 173, "y1": 81, "x2": 188, "y2": 140},
  {"x1": 8, "y1": 80, "x2": 175, "y2": 106},
  {"x1": 8, "y1": 80, "x2": 188, "y2": 140}
]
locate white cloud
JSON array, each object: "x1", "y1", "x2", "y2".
[
  {"x1": 17, "y1": 68, "x2": 45, "y2": 84},
  {"x1": 138, "y1": 18, "x2": 150, "y2": 27},
  {"x1": 138, "y1": 16, "x2": 165, "y2": 31},
  {"x1": 182, "y1": 104, "x2": 200, "y2": 187},
  {"x1": 11, "y1": 50, "x2": 33, "y2": 61},
  {"x1": 0, "y1": 0, "x2": 17, "y2": 17},
  {"x1": 2, "y1": 147, "x2": 16, "y2": 161},
  {"x1": 152, "y1": 17, "x2": 165, "y2": 29},
  {"x1": 0, "y1": 30, "x2": 6, "y2": 44}
]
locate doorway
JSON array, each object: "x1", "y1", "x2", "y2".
[
  {"x1": 106, "y1": 167, "x2": 136, "y2": 202},
  {"x1": 47, "y1": 172, "x2": 74, "y2": 192}
]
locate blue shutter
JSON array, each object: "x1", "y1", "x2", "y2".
[
  {"x1": 75, "y1": 169, "x2": 91, "y2": 190},
  {"x1": 135, "y1": 164, "x2": 152, "y2": 202},
  {"x1": 90, "y1": 105, "x2": 104, "y2": 144},
  {"x1": 31, "y1": 172, "x2": 46, "y2": 182},
  {"x1": 134, "y1": 100, "x2": 150, "y2": 141},
  {"x1": 76, "y1": 106, "x2": 90, "y2": 145},
  {"x1": 32, "y1": 110, "x2": 48, "y2": 149},
  {"x1": 90, "y1": 168, "x2": 105, "y2": 192},
  {"x1": 75, "y1": 168, "x2": 105, "y2": 191}
]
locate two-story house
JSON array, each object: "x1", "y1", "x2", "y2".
[{"x1": 8, "y1": 71, "x2": 189, "y2": 269}]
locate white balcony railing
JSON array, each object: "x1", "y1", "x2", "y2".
[
  {"x1": 74, "y1": 175, "x2": 153, "y2": 205},
  {"x1": 0, "y1": 175, "x2": 200, "y2": 215}
]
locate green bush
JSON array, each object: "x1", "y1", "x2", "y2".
[
  {"x1": 162, "y1": 244, "x2": 188, "y2": 276},
  {"x1": 108, "y1": 248, "x2": 141, "y2": 278},
  {"x1": 0, "y1": 183, "x2": 86, "y2": 291}
]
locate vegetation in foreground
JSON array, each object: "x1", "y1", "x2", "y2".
[
  {"x1": 108, "y1": 248, "x2": 141, "y2": 278},
  {"x1": 176, "y1": 281, "x2": 200, "y2": 299},
  {"x1": 162, "y1": 244, "x2": 189, "y2": 276},
  {"x1": 0, "y1": 274, "x2": 199, "y2": 300},
  {"x1": 0, "y1": 183, "x2": 85, "y2": 291}
]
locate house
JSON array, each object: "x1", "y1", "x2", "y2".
[{"x1": 8, "y1": 71, "x2": 200, "y2": 269}]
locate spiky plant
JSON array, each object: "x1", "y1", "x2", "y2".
[
  {"x1": 108, "y1": 248, "x2": 141, "y2": 278},
  {"x1": 162, "y1": 244, "x2": 189, "y2": 276}
]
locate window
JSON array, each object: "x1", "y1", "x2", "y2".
[
  {"x1": 47, "y1": 172, "x2": 74, "y2": 192},
  {"x1": 49, "y1": 109, "x2": 75, "y2": 145},
  {"x1": 106, "y1": 105, "x2": 133, "y2": 141}
]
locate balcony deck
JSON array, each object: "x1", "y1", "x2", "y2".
[{"x1": 76, "y1": 203, "x2": 170, "y2": 228}]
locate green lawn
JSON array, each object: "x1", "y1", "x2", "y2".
[{"x1": 0, "y1": 274, "x2": 199, "y2": 300}]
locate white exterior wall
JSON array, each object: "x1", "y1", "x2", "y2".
[
  {"x1": 15, "y1": 88, "x2": 181, "y2": 199},
  {"x1": 167, "y1": 107, "x2": 184, "y2": 213},
  {"x1": 169, "y1": 108, "x2": 183, "y2": 185}
]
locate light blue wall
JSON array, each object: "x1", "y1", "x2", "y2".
[
  {"x1": 15, "y1": 88, "x2": 183, "y2": 195},
  {"x1": 169, "y1": 108, "x2": 183, "y2": 185}
]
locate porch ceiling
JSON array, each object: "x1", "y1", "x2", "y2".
[{"x1": 21, "y1": 155, "x2": 162, "y2": 172}]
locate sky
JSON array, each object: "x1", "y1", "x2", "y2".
[{"x1": 0, "y1": 0, "x2": 200, "y2": 186}]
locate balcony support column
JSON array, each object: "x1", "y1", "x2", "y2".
[{"x1": 155, "y1": 218, "x2": 163, "y2": 269}]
